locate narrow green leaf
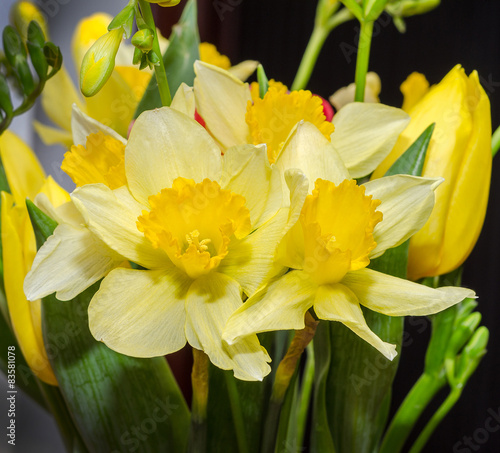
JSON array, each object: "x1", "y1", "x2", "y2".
[
  {"x1": 134, "y1": 0, "x2": 200, "y2": 117},
  {"x1": 28, "y1": 201, "x2": 191, "y2": 452}
]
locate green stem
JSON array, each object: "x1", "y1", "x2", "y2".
[
  {"x1": 224, "y1": 372, "x2": 249, "y2": 453},
  {"x1": 491, "y1": 123, "x2": 500, "y2": 157},
  {"x1": 138, "y1": 0, "x2": 172, "y2": 106},
  {"x1": 378, "y1": 373, "x2": 446, "y2": 453},
  {"x1": 291, "y1": 8, "x2": 353, "y2": 91},
  {"x1": 188, "y1": 349, "x2": 209, "y2": 453},
  {"x1": 408, "y1": 389, "x2": 462, "y2": 453},
  {"x1": 354, "y1": 20, "x2": 374, "y2": 102},
  {"x1": 295, "y1": 343, "x2": 315, "y2": 450}
]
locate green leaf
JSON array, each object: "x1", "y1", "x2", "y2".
[
  {"x1": 28, "y1": 202, "x2": 191, "y2": 452},
  {"x1": 134, "y1": 0, "x2": 200, "y2": 117}
]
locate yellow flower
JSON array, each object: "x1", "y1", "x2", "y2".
[
  {"x1": 26, "y1": 107, "x2": 307, "y2": 381},
  {"x1": 372, "y1": 65, "x2": 491, "y2": 280},
  {"x1": 34, "y1": 13, "x2": 152, "y2": 145},
  {"x1": 223, "y1": 121, "x2": 475, "y2": 360},
  {"x1": 0, "y1": 131, "x2": 69, "y2": 386},
  {"x1": 192, "y1": 61, "x2": 409, "y2": 177}
]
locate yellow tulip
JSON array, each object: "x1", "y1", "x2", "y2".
[
  {"x1": 372, "y1": 65, "x2": 492, "y2": 280},
  {"x1": 0, "y1": 131, "x2": 69, "y2": 385}
]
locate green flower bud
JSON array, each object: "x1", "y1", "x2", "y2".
[{"x1": 80, "y1": 27, "x2": 124, "y2": 97}]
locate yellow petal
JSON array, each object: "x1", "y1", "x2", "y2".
[
  {"x1": 1, "y1": 192, "x2": 57, "y2": 385},
  {"x1": 126, "y1": 107, "x2": 222, "y2": 205},
  {"x1": 330, "y1": 103, "x2": 409, "y2": 179},
  {"x1": 0, "y1": 131, "x2": 45, "y2": 204},
  {"x1": 223, "y1": 271, "x2": 317, "y2": 345},
  {"x1": 194, "y1": 61, "x2": 251, "y2": 149},
  {"x1": 314, "y1": 283, "x2": 397, "y2": 360},
  {"x1": 89, "y1": 268, "x2": 189, "y2": 357},
  {"x1": 186, "y1": 272, "x2": 271, "y2": 381},
  {"x1": 342, "y1": 268, "x2": 475, "y2": 316}
]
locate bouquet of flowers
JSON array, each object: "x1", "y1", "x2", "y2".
[{"x1": 1, "y1": 1, "x2": 494, "y2": 452}]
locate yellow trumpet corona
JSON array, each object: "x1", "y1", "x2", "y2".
[{"x1": 373, "y1": 65, "x2": 492, "y2": 280}]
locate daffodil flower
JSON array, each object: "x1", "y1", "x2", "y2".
[
  {"x1": 223, "y1": 123, "x2": 475, "y2": 360},
  {"x1": 26, "y1": 107, "x2": 307, "y2": 381},
  {"x1": 193, "y1": 61, "x2": 409, "y2": 178},
  {"x1": 0, "y1": 131, "x2": 69, "y2": 385}
]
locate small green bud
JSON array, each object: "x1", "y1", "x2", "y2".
[
  {"x1": 131, "y1": 29, "x2": 154, "y2": 52},
  {"x1": 80, "y1": 27, "x2": 124, "y2": 97}
]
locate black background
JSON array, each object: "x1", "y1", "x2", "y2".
[{"x1": 157, "y1": 0, "x2": 500, "y2": 451}]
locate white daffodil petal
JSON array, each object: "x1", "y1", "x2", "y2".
[
  {"x1": 228, "y1": 60, "x2": 259, "y2": 81},
  {"x1": 222, "y1": 144, "x2": 283, "y2": 228},
  {"x1": 223, "y1": 271, "x2": 316, "y2": 345},
  {"x1": 331, "y1": 103, "x2": 409, "y2": 178},
  {"x1": 278, "y1": 122, "x2": 349, "y2": 191},
  {"x1": 342, "y1": 268, "x2": 475, "y2": 316},
  {"x1": 194, "y1": 61, "x2": 251, "y2": 149},
  {"x1": 89, "y1": 268, "x2": 190, "y2": 357},
  {"x1": 71, "y1": 104, "x2": 126, "y2": 146},
  {"x1": 186, "y1": 273, "x2": 271, "y2": 381},
  {"x1": 171, "y1": 82, "x2": 195, "y2": 117},
  {"x1": 363, "y1": 175, "x2": 442, "y2": 258},
  {"x1": 314, "y1": 283, "x2": 398, "y2": 360},
  {"x1": 24, "y1": 223, "x2": 123, "y2": 301},
  {"x1": 126, "y1": 107, "x2": 222, "y2": 205},
  {"x1": 72, "y1": 184, "x2": 168, "y2": 269}
]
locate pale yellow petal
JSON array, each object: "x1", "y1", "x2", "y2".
[
  {"x1": 342, "y1": 268, "x2": 475, "y2": 316},
  {"x1": 223, "y1": 271, "x2": 317, "y2": 345},
  {"x1": 194, "y1": 60, "x2": 251, "y2": 149},
  {"x1": 24, "y1": 222, "x2": 124, "y2": 301},
  {"x1": 221, "y1": 144, "x2": 283, "y2": 228},
  {"x1": 362, "y1": 175, "x2": 442, "y2": 258},
  {"x1": 71, "y1": 104, "x2": 126, "y2": 146},
  {"x1": 2, "y1": 193, "x2": 57, "y2": 385},
  {"x1": 33, "y1": 121, "x2": 73, "y2": 147},
  {"x1": 171, "y1": 82, "x2": 195, "y2": 117},
  {"x1": 126, "y1": 107, "x2": 222, "y2": 205},
  {"x1": 186, "y1": 273, "x2": 271, "y2": 381},
  {"x1": 277, "y1": 121, "x2": 349, "y2": 191},
  {"x1": 71, "y1": 184, "x2": 168, "y2": 269},
  {"x1": 0, "y1": 131, "x2": 45, "y2": 204},
  {"x1": 228, "y1": 60, "x2": 259, "y2": 81},
  {"x1": 314, "y1": 283, "x2": 397, "y2": 360},
  {"x1": 331, "y1": 103, "x2": 410, "y2": 178},
  {"x1": 89, "y1": 268, "x2": 189, "y2": 357}
]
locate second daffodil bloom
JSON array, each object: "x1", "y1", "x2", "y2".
[
  {"x1": 373, "y1": 65, "x2": 491, "y2": 280},
  {"x1": 0, "y1": 131, "x2": 69, "y2": 385},
  {"x1": 26, "y1": 107, "x2": 306, "y2": 381},
  {"x1": 223, "y1": 122, "x2": 475, "y2": 360}
]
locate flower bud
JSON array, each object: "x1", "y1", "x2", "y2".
[
  {"x1": 373, "y1": 65, "x2": 492, "y2": 280},
  {"x1": 79, "y1": 27, "x2": 124, "y2": 97}
]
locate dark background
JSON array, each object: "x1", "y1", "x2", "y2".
[{"x1": 158, "y1": 0, "x2": 500, "y2": 451}]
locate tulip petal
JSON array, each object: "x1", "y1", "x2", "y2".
[
  {"x1": 0, "y1": 131, "x2": 45, "y2": 204},
  {"x1": 221, "y1": 144, "x2": 283, "y2": 228},
  {"x1": 71, "y1": 184, "x2": 168, "y2": 269},
  {"x1": 171, "y1": 82, "x2": 195, "y2": 117},
  {"x1": 89, "y1": 268, "x2": 190, "y2": 357},
  {"x1": 223, "y1": 270, "x2": 317, "y2": 345},
  {"x1": 126, "y1": 107, "x2": 222, "y2": 205},
  {"x1": 71, "y1": 104, "x2": 126, "y2": 146},
  {"x1": 24, "y1": 222, "x2": 124, "y2": 301},
  {"x1": 278, "y1": 121, "x2": 349, "y2": 191},
  {"x1": 2, "y1": 193, "x2": 57, "y2": 385},
  {"x1": 342, "y1": 268, "x2": 475, "y2": 316},
  {"x1": 194, "y1": 61, "x2": 251, "y2": 149},
  {"x1": 314, "y1": 283, "x2": 397, "y2": 360},
  {"x1": 331, "y1": 103, "x2": 409, "y2": 178},
  {"x1": 363, "y1": 175, "x2": 442, "y2": 258},
  {"x1": 186, "y1": 272, "x2": 271, "y2": 381}
]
